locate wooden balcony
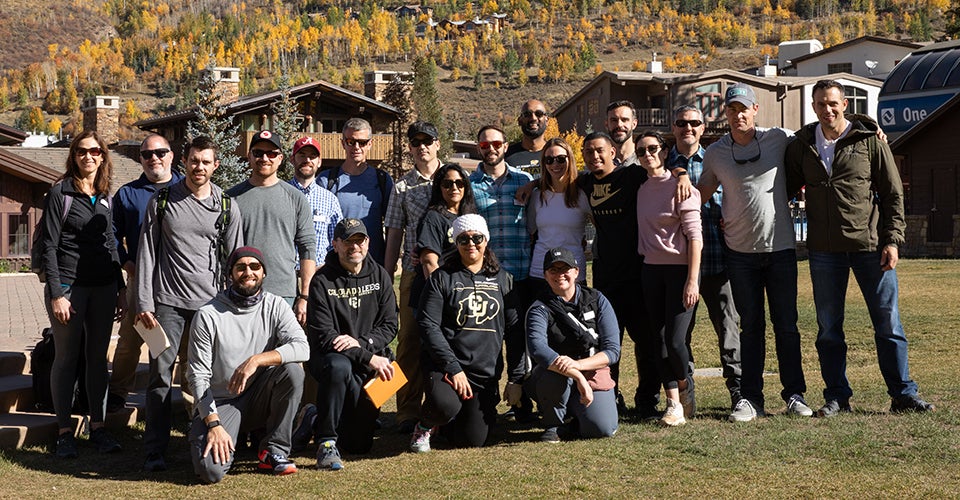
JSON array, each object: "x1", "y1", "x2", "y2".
[
  {"x1": 242, "y1": 132, "x2": 393, "y2": 163},
  {"x1": 635, "y1": 108, "x2": 730, "y2": 137}
]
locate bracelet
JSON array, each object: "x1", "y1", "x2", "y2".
[{"x1": 296, "y1": 294, "x2": 308, "y2": 301}]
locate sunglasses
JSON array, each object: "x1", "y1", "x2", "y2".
[
  {"x1": 642, "y1": 145, "x2": 662, "y2": 156},
  {"x1": 731, "y1": 137, "x2": 762, "y2": 165},
  {"x1": 478, "y1": 140, "x2": 504, "y2": 150},
  {"x1": 140, "y1": 148, "x2": 170, "y2": 160},
  {"x1": 674, "y1": 119, "x2": 703, "y2": 128},
  {"x1": 233, "y1": 262, "x2": 262, "y2": 272},
  {"x1": 345, "y1": 138, "x2": 371, "y2": 147},
  {"x1": 410, "y1": 137, "x2": 435, "y2": 148},
  {"x1": 456, "y1": 234, "x2": 486, "y2": 246},
  {"x1": 75, "y1": 147, "x2": 103, "y2": 157},
  {"x1": 441, "y1": 179, "x2": 465, "y2": 190},
  {"x1": 251, "y1": 149, "x2": 282, "y2": 159},
  {"x1": 520, "y1": 110, "x2": 548, "y2": 119},
  {"x1": 543, "y1": 155, "x2": 568, "y2": 166}
]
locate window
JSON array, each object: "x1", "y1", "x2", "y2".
[
  {"x1": 845, "y1": 86, "x2": 868, "y2": 115},
  {"x1": 696, "y1": 84, "x2": 722, "y2": 119},
  {"x1": 8, "y1": 214, "x2": 30, "y2": 256},
  {"x1": 827, "y1": 63, "x2": 853, "y2": 74}
]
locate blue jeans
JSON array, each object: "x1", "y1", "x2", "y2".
[
  {"x1": 808, "y1": 250, "x2": 918, "y2": 402},
  {"x1": 725, "y1": 249, "x2": 806, "y2": 409}
]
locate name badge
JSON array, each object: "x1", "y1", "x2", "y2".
[
  {"x1": 583, "y1": 310, "x2": 595, "y2": 321},
  {"x1": 314, "y1": 214, "x2": 328, "y2": 223}
]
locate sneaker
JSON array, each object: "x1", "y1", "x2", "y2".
[
  {"x1": 891, "y1": 395, "x2": 936, "y2": 413},
  {"x1": 410, "y1": 423, "x2": 435, "y2": 453},
  {"x1": 659, "y1": 399, "x2": 686, "y2": 427},
  {"x1": 729, "y1": 398, "x2": 760, "y2": 422},
  {"x1": 291, "y1": 403, "x2": 317, "y2": 452},
  {"x1": 816, "y1": 399, "x2": 852, "y2": 418},
  {"x1": 144, "y1": 452, "x2": 168, "y2": 472},
  {"x1": 679, "y1": 377, "x2": 696, "y2": 419},
  {"x1": 540, "y1": 427, "x2": 560, "y2": 443},
  {"x1": 89, "y1": 427, "x2": 122, "y2": 453},
  {"x1": 258, "y1": 449, "x2": 297, "y2": 476},
  {"x1": 55, "y1": 432, "x2": 78, "y2": 459},
  {"x1": 785, "y1": 394, "x2": 814, "y2": 417},
  {"x1": 316, "y1": 440, "x2": 343, "y2": 470}
]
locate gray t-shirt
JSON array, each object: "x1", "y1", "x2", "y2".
[
  {"x1": 700, "y1": 127, "x2": 796, "y2": 253},
  {"x1": 227, "y1": 180, "x2": 316, "y2": 298}
]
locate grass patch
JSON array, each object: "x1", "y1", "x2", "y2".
[{"x1": 2, "y1": 259, "x2": 959, "y2": 497}]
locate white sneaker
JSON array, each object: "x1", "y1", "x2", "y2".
[
  {"x1": 409, "y1": 423, "x2": 435, "y2": 453},
  {"x1": 659, "y1": 399, "x2": 686, "y2": 427},
  {"x1": 729, "y1": 398, "x2": 759, "y2": 422},
  {"x1": 786, "y1": 394, "x2": 814, "y2": 417}
]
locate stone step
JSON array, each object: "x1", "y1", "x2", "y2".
[
  {"x1": 0, "y1": 352, "x2": 29, "y2": 377},
  {"x1": 0, "y1": 361, "x2": 154, "y2": 415}
]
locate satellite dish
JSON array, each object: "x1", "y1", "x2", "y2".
[{"x1": 865, "y1": 60, "x2": 878, "y2": 75}]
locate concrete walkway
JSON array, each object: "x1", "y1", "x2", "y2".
[{"x1": 0, "y1": 274, "x2": 49, "y2": 352}]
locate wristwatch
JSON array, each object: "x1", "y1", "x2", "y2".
[
  {"x1": 296, "y1": 294, "x2": 309, "y2": 301},
  {"x1": 207, "y1": 419, "x2": 221, "y2": 430}
]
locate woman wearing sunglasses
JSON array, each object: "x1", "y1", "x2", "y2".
[
  {"x1": 40, "y1": 131, "x2": 127, "y2": 457},
  {"x1": 526, "y1": 138, "x2": 590, "y2": 293},
  {"x1": 635, "y1": 131, "x2": 703, "y2": 427},
  {"x1": 412, "y1": 214, "x2": 523, "y2": 452}
]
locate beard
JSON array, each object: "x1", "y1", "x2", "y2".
[
  {"x1": 610, "y1": 129, "x2": 632, "y2": 145},
  {"x1": 483, "y1": 150, "x2": 506, "y2": 168},
  {"x1": 522, "y1": 122, "x2": 546, "y2": 139},
  {"x1": 233, "y1": 279, "x2": 263, "y2": 297}
]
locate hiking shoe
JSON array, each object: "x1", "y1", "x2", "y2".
[
  {"x1": 816, "y1": 399, "x2": 852, "y2": 418},
  {"x1": 410, "y1": 423, "x2": 436, "y2": 453},
  {"x1": 56, "y1": 432, "x2": 78, "y2": 459},
  {"x1": 316, "y1": 440, "x2": 343, "y2": 471},
  {"x1": 679, "y1": 377, "x2": 696, "y2": 419},
  {"x1": 891, "y1": 395, "x2": 936, "y2": 414},
  {"x1": 258, "y1": 450, "x2": 297, "y2": 476},
  {"x1": 291, "y1": 403, "x2": 317, "y2": 452},
  {"x1": 144, "y1": 452, "x2": 168, "y2": 472},
  {"x1": 786, "y1": 394, "x2": 814, "y2": 417},
  {"x1": 729, "y1": 398, "x2": 761, "y2": 422},
  {"x1": 659, "y1": 399, "x2": 686, "y2": 427},
  {"x1": 89, "y1": 427, "x2": 122, "y2": 454},
  {"x1": 540, "y1": 427, "x2": 561, "y2": 443}
]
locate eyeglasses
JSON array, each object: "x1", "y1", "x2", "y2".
[
  {"x1": 456, "y1": 234, "x2": 486, "y2": 246},
  {"x1": 543, "y1": 155, "x2": 568, "y2": 166},
  {"x1": 75, "y1": 147, "x2": 103, "y2": 157},
  {"x1": 674, "y1": 119, "x2": 703, "y2": 128},
  {"x1": 478, "y1": 140, "x2": 504, "y2": 150},
  {"x1": 441, "y1": 179, "x2": 465, "y2": 190},
  {"x1": 642, "y1": 145, "x2": 662, "y2": 156},
  {"x1": 344, "y1": 138, "x2": 371, "y2": 148},
  {"x1": 731, "y1": 137, "x2": 761, "y2": 164},
  {"x1": 140, "y1": 148, "x2": 170, "y2": 160},
  {"x1": 410, "y1": 137, "x2": 435, "y2": 148},
  {"x1": 233, "y1": 262, "x2": 262, "y2": 272},
  {"x1": 251, "y1": 149, "x2": 282, "y2": 159},
  {"x1": 520, "y1": 110, "x2": 547, "y2": 119}
]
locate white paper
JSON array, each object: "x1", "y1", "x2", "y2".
[{"x1": 135, "y1": 321, "x2": 171, "y2": 360}]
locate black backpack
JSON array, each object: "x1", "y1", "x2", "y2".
[{"x1": 30, "y1": 327, "x2": 89, "y2": 415}]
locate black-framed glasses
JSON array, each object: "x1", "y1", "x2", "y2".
[
  {"x1": 233, "y1": 262, "x2": 262, "y2": 272},
  {"x1": 140, "y1": 148, "x2": 170, "y2": 160},
  {"x1": 345, "y1": 138, "x2": 371, "y2": 147},
  {"x1": 410, "y1": 137, "x2": 435, "y2": 148},
  {"x1": 520, "y1": 110, "x2": 548, "y2": 119},
  {"x1": 731, "y1": 136, "x2": 761, "y2": 164},
  {"x1": 543, "y1": 155, "x2": 568, "y2": 166},
  {"x1": 642, "y1": 145, "x2": 662, "y2": 156},
  {"x1": 251, "y1": 149, "x2": 282, "y2": 159},
  {"x1": 75, "y1": 147, "x2": 103, "y2": 157},
  {"x1": 441, "y1": 179, "x2": 465, "y2": 190},
  {"x1": 456, "y1": 234, "x2": 485, "y2": 246},
  {"x1": 674, "y1": 119, "x2": 703, "y2": 128}
]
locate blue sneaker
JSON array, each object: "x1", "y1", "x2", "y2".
[{"x1": 317, "y1": 440, "x2": 343, "y2": 471}]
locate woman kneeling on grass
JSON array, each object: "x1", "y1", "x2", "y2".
[
  {"x1": 412, "y1": 214, "x2": 524, "y2": 452},
  {"x1": 525, "y1": 247, "x2": 620, "y2": 443}
]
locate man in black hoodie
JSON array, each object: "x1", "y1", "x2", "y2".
[{"x1": 305, "y1": 218, "x2": 399, "y2": 471}]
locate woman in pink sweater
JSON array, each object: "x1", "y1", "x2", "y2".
[{"x1": 635, "y1": 131, "x2": 703, "y2": 427}]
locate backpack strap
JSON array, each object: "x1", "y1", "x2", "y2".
[
  {"x1": 376, "y1": 168, "x2": 389, "y2": 211},
  {"x1": 154, "y1": 187, "x2": 171, "y2": 258},
  {"x1": 326, "y1": 166, "x2": 340, "y2": 193},
  {"x1": 215, "y1": 192, "x2": 232, "y2": 282}
]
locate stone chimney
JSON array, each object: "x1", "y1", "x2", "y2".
[
  {"x1": 82, "y1": 95, "x2": 120, "y2": 145},
  {"x1": 364, "y1": 70, "x2": 413, "y2": 101},
  {"x1": 206, "y1": 67, "x2": 241, "y2": 104},
  {"x1": 648, "y1": 52, "x2": 662, "y2": 73}
]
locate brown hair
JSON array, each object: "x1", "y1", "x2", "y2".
[
  {"x1": 64, "y1": 130, "x2": 113, "y2": 196},
  {"x1": 537, "y1": 137, "x2": 580, "y2": 208}
]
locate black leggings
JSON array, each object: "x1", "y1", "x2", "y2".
[
  {"x1": 420, "y1": 370, "x2": 498, "y2": 448},
  {"x1": 642, "y1": 263, "x2": 695, "y2": 390}
]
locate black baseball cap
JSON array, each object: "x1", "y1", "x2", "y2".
[
  {"x1": 407, "y1": 121, "x2": 439, "y2": 140},
  {"x1": 249, "y1": 130, "x2": 283, "y2": 152},
  {"x1": 334, "y1": 218, "x2": 368, "y2": 240},
  {"x1": 543, "y1": 247, "x2": 578, "y2": 270}
]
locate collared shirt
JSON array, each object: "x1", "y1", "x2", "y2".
[
  {"x1": 470, "y1": 163, "x2": 534, "y2": 279},
  {"x1": 668, "y1": 145, "x2": 724, "y2": 275},
  {"x1": 384, "y1": 166, "x2": 434, "y2": 271},
  {"x1": 289, "y1": 177, "x2": 343, "y2": 263}
]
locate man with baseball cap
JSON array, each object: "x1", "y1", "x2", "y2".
[
  {"x1": 305, "y1": 218, "x2": 398, "y2": 470},
  {"x1": 227, "y1": 130, "x2": 317, "y2": 325},
  {"x1": 187, "y1": 246, "x2": 310, "y2": 483},
  {"x1": 289, "y1": 136, "x2": 343, "y2": 264}
]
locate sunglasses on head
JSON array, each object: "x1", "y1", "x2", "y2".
[
  {"x1": 441, "y1": 179, "x2": 465, "y2": 190},
  {"x1": 251, "y1": 149, "x2": 281, "y2": 159},
  {"x1": 140, "y1": 148, "x2": 170, "y2": 160},
  {"x1": 674, "y1": 119, "x2": 703, "y2": 128},
  {"x1": 520, "y1": 109, "x2": 547, "y2": 119},
  {"x1": 75, "y1": 147, "x2": 103, "y2": 157},
  {"x1": 478, "y1": 140, "x2": 504, "y2": 150},
  {"x1": 543, "y1": 155, "x2": 568, "y2": 166},
  {"x1": 345, "y1": 138, "x2": 371, "y2": 147},
  {"x1": 410, "y1": 137, "x2": 435, "y2": 148},
  {"x1": 456, "y1": 233, "x2": 485, "y2": 246},
  {"x1": 642, "y1": 145, "x2": 662, "y2": 156},
  {"x1": 233, "y1": 262, "x2": 262, "y2": 272}
]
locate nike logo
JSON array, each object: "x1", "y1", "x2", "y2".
[{"x1": 590, "y1": 185, "x2": 621, "y2": 207}]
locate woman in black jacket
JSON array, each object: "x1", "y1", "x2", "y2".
[
  {"x1": 41, "y1": 131, "x2": 126, "y2": 458},
  {"x1": 412, "y1": 214, "x2": 522, "y2": 452}
]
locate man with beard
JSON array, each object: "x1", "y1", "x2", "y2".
[
  {"x1": 187, "y1": 247, "x2": 309, "y2": 483},
  {"x1": 137, "y1": 136, "x2": 244, "y2": 472},
  {"x1": 288, "y1": 136, "x2": 343, "y2": 263},
  {"x1": 505, "y1": 99, "x2": 550, "y2": 176},
  {"x1": 606, "y1": 100, "x2": 640, "y2": 166}
]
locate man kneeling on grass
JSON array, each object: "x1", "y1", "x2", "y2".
[{"x1": 187, "y1": 247, "x2": 309, "y2": 483}]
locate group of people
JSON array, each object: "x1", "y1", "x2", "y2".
[{"x1": 37, "y1": 80, "x2": 933, "y2": 484}]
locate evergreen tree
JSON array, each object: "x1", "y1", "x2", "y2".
[
  {"x1": 411, "y1": 57, "x2": 449, "y2": 159},
  {"x1": 380, "y1": 73, "x2": 413, "y2": 178},
  {"x1": 269, "y1": 74, "x2": 303, "y2": 180},
  {"x1": 186, "y1": 68, "x2": 244, "y2": 188}
]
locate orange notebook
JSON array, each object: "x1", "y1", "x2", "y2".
[{"x1": 363, "y1": 361, "x2": 408, "y2": 408}]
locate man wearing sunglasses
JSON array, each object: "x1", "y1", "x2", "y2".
[
  {"x1": 136, "y1": 135, "x2": 244, "y2": 472},
  {"x1": 228, "y1": 130, "x2": 317, "y2": 325},
  {"x1": 505, "y1": 99, "x2": 550, "y2": 176},
  {"x1": 107, "y1": 134, "x2": 184, "y2": 413}
]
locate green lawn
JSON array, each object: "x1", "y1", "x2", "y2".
[{"x1": 3, "y1": 259, "x2": 959, "y2": 498}]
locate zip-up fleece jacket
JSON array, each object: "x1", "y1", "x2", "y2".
[
  {"x1": 418, "y1": 263, "x2": 523, "y2": 388},
  {"x1": 785, "y1": 115, "x2": 905, "y2": 252},
  {"x1": 306, "y1": 251, "x2": 398, "y2": 376}
]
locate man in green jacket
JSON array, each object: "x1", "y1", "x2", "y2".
[{"x1": 784, "y1": 79, "x2": 934, "y2": 417}]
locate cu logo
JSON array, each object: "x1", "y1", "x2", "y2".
[{"x1": 456, "y1": 291, "x2": 500, "y2": 326}]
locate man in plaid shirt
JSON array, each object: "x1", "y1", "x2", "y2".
[{"x1": 289, "y1": 136, "x2": 343, "y2": 263}]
